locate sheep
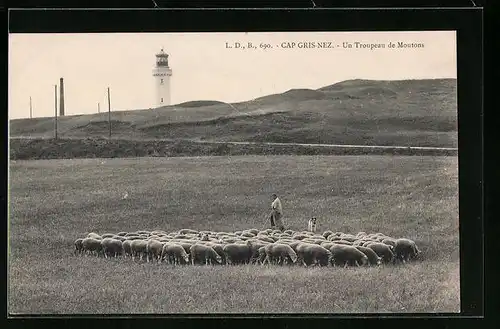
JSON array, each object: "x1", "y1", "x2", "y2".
[
  {"x1": 222, "y1": 243, "x2": 252, "y2": 265},
  {"x1": 366, "y1": 242, "x2": 395, "y2": 264},
  {"x1": 288, "y1": 241, "x2": 302, "y2": 253},
  {"x1": 190, "y1": 244, "x2": 222, "y2": 265},
  {"x1": 130, "y1": 240, "x2": 149, "y2": 261},
  {"x1": 122, "y1": 240, "x2": 133, "y2": 258},
  {"x1": 355, "y1": 246, "x2": 382, "y2": 266},
  {"x1": 329, "y1": 244, "x2": 369, "y2": 267},
  {"x1": 87, "y1": 232, "x2": 102, "y2": 240},
  {"x1": 74, "y1": 238, "x2": 84, "y2": 255},
  {"x1": 161, "y1": 243, "x2": 190, "y2": 265},
  {"x1": 333, "y1": 240, "x2": 353, "y2": 246},
  {"x1": 247, "y1": 228, "x2": 260, "y2": 235},
  {"x1": 240, "y1": 231, "x2": 255, "y2": 238},
  {"x1": 256, "y1": 246, "x2": 267, "y2": 264},
  {"x1": 125, "y1": 236, "x2": 143, "y2": 241},
  {"x1": 146, "y1": 239, "x2": 165, "y2": 263},
  {"x1": 256, "y1": 236, "x2": 275, "y2": 244},
  {"x1": 295, "y1": 243, "x2": 332, "y2": 267},
  {"x1": 283, "y1": 229, "x2": 294, "y2": 235},
  {"x1": 101, "y1": 238, "x2": 124, "y2": 258},
  {"x1": 205, "y1": 243, "x2": 227, "y2": 265},
  {"x1": 327, "y1": 235, "x2": 342, "y2": 242},
  {"x1": 339, "y1": 235, "x2": 357, "y2": 242},
  {"x1": 101, "y1": 233, "x2": 115, "y2": 238},
  {"x1": 136, "y1": 230, "x2": 151, "y2": 235},
  {"x1": 382, "y1": 238, "x2": 397, "y2": 248},
  {"x1": 170, "y1": 241, "x2": 195, "y2": 255},
  {"x1": 302, "y1": 238, "x2": 323, "y2": 245},
  {"x1": 198, "y1": 233, "x2": 210, "y2": 241},
  {"x1": 125, "y1": 232, "x2": 140, "y2": 237},
  {"x1": 221, "y1": 237, "x2": 241, "y2": 244},
  {"x1": 394, "y1": 238, "x2": 421, "y2": 263},
  {"x1": 262, "y1": 243, "x2": 298, "y2": 266},
  {"x1": 320, "y1": 241, "x2": 336, "y2": 250},
  {"x1": 82, "y1": 238, "x2": 103, "y2": 256},
  {"x1": 112, "y1": 236, "x2": 127, "y2": 242},
  {"x1": 116, "y1": 232, "x2": 128, "y2": 237},
  {"x1": 179, "y1": 229, "x2": 198, "y2": 235},
  {"x1": 322, "y1": 230, "x2": 334, "y2": 239},
  {"x1": 246, "y1": 240, "x2": 269, "y2": 264}
]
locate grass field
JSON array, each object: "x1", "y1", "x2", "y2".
[{"x1": 8, "y1": 155, "x2": 460, "y2": 314}]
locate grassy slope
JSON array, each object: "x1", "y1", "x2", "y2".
[
  {"x1": 9, "y1": 79, "x2": 457, "y2": 147},
  {"x1": 8, "y1": 155, "x2": 459, "y2": 313}
]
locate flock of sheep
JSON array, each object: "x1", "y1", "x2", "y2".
[{"x1": 74, "y1": 228, "x2": 422, "y2": 267}]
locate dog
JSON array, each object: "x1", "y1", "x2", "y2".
[{"x1": 307, "y1": 217, "x2": 318, "y2": 233}]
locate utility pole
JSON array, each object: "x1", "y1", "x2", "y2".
[
  {"x1": 98, "y1": 102, "x2": 100, "y2": 113},
  {"x1": 54, "y1": 85, "x2": 58, "y2": 139},
  {"x1": 107, "y1": 87, "x2": 111, "y2": 138},
  {"x1": 30, "y1": 96, "x2": 32, "y2": 119}
]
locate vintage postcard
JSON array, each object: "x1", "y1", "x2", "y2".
[{"x1": 8, "y1": 30, "x2": 459, "y2": 314}]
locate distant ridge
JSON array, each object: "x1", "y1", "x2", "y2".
[{"x1": 9, "y1": 78, "x2": 457, "y2": 149}]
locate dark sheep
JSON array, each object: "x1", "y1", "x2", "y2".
[
  {"x1": 366, "y1": 242, "x2": 394, "y2": 264},
  {"x1": 130, "y1": 240, "x2": 149, "y2": 261},
  {"x1": 122, "y1": 240, "x2": 133, "y2": 258},
  {"x1": 125, "y1": 236, "x2": 143, "y2": 241},
  {"x1": 355, "y1": 246, "x2": 382, "y2": 266},
  {"x1": 206, "y1": 243, "x2": 227, "y2": 265},
  {"x1": 257, "y1": 246, "x2": 267, "y2": 264},
  {"x1": 329, "y1": 244, "x2": 369, "y2": 267},
  {"x1": 246, "y1": 240, "x2": 269, "y2": 264},
  {"x1": 101, "y1": 238, "x2": 124, "y2": 258},
  {"x1": 295, "y1": 243, "x2": 332, "y2": 267},
  {"x1": 339, "y1": 235, "x2": 357, "y2": 242},
  {"x1": 74, "y1": 238, "x2": 84, "y2": 255},
  {"x1": 320, "y1": 241, "x2": 336, "y2": 250},
  {"x1": 257, "y1": 236, "x2": 275, "y2": 244},
  {"x1": 288, "y1": 241, "x2": 302, "y2": 253},
  {"x1": 263, "y1": 243, "x2": 298, "y2": 265},
  {"x1": 241, "y1": 232, "x2": 255, "y2": 238},
  {"x1": 222, "y1": 243, "x2": 252, "y2": 265},
  {"x1": 179, "y1": 229, "x2": 198, "y2": 235},
  {"x1": 170, "y1": 241, "x2": 195, "y2": 254},
  {"x1": 82, "y1": 238, "x2": 103, "y2": 256},
  {"x1": 322, "y1": 230, "x2": 334, "y2": 239},
  {"x1": 382, "y1": 238, "x2": 397, "y2": 248},
  {"x1": 190, "y1": 244, "x2": 222, "y2": 265},
  {"x1": 394, "y1": 238, "x2": 421, "y2": 263},
  {"x1": 146, "y1": 240, "x2": 165, "y2": 263},
  {"x1": 161, "y1": 243, "x2": 190, "y2": 265},
  {"x1": 327, "y1": 235, "x2": 342, "y2": 242}
]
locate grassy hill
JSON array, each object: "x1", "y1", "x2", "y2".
[{"x1": 9, "y1": 79, "x2": 457, "y2": 148}]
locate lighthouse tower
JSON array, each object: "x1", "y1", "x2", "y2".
[{"x1": 152, "y1": 48, "x2": 172, "y2": 107}]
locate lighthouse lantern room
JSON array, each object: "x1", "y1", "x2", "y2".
[{"x1": 152, "y1": 48, "x2": 172, "y2": 107}]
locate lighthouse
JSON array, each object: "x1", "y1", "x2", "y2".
[{"x1": 152, "y1": 48, "x2": 172, "y2": 107}]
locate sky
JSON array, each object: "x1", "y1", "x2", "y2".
[{"x1": 8, "y1": 31, "x2": 456, "y2": 119}]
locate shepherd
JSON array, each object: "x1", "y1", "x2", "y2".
[{"x1": 268, "y1": 193, "x2": 285, "y2": 231}]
